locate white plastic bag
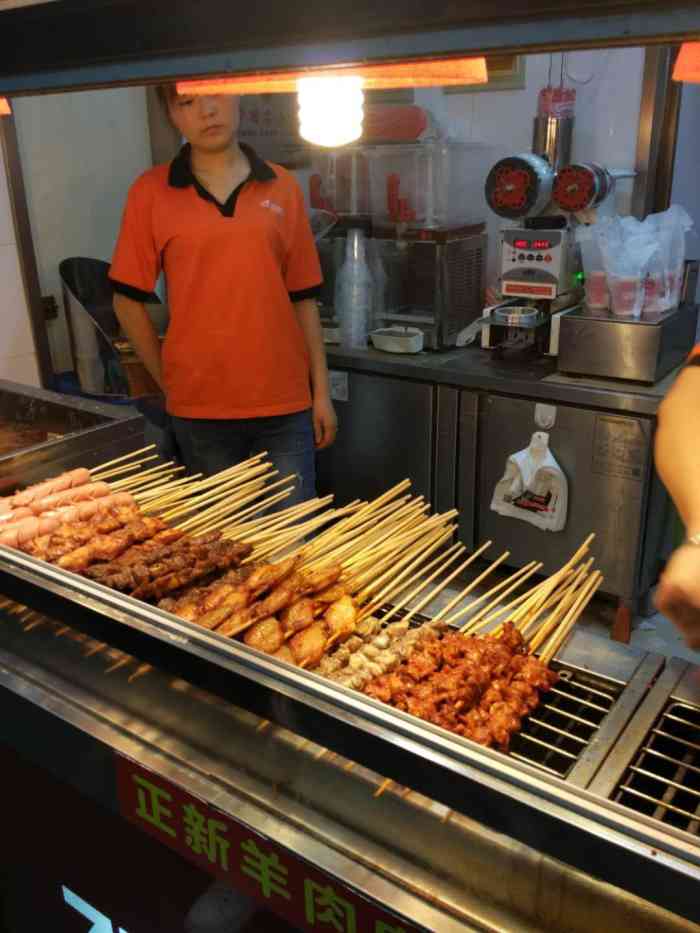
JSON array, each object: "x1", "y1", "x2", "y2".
[{"x1": 490, "y1": 432, "x2": 568, "y2": 532}]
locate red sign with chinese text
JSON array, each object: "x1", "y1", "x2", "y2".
[{"x1": 116, "y1": 756, "x2": 421, "y2": 933}]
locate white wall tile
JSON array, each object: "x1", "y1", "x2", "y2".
[
  {"x1": 12, "y1": 87, "x2": 152, "y2": 372},
  {"x1": 0, "y1": 242, "x2": 36, "y2": 357},
  {"x1": 0, "y1": 352, "x2": 40, "y2": 386}
]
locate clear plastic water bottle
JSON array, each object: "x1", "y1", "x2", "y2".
[{"x1": 336, "y1": 229, "x2": 373, "y2": 349}]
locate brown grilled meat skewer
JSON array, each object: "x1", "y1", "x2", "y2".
[
  {"x1": 131, "y1": 540, "x2": 253, "y2": 601},
  {"x1": 57, "y1": 517, "x2": 168, "y2": 572}
]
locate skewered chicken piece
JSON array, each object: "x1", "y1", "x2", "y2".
[
  {"x1": 217, "y1": 563, "x2": 343, "y2": 638},
  {"x1": 244, "y1": 617, "x2": 283, "y2": 654},
  {"x1": 279, "y1": 598, "x2": 315, "y2": 636},
  {"x1": 289, "y1": 621, "x2": 329, "y2": 668},
  {"x1": 56, "y1": 517, "x2": 168, "y2": 572},
  {"x1": 323, "y1": 595, "x2": 357, "y2": 643},
  {"x1": 246, "y1": 555, "x2": 299, "y2": 597},
  {"x1": 272, "y1": 643, "x2": 296, "y2": 665},
  {"x1": 313, "y1": 583, "x2": 347, "y2": 604}
]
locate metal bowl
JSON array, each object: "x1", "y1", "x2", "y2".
[{"x1": 492, "y1": 305, "x2": 540, "y2": 327}]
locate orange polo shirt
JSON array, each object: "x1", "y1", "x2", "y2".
[
  {"x1": 690, "y1": 344, "x2": 700, "y2": 365},
  {"x1": 110, "y1": 143, "x2": 321, "y2": 419}
]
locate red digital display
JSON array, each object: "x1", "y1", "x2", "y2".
[
  {"x1": 513, "y1": 239, "x2": 529, "y2": 249},
  {"x1": 531, "y1": 239, "x2": 552, "y2": 250}
]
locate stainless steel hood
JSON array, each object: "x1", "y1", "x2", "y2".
[{"x1": 1, "y1": 1, "x2": 700, "y2": 95}]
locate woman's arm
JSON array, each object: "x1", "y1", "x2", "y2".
[
  {"x1": 114, "y1": 293, "x2": 164, "y2": 390},
  {"x1": 654, "y1": 365, "x2": 700, "y2": 648},
  {"x1": 295, "y1": 299, "x2": 337, "y2": 449}
]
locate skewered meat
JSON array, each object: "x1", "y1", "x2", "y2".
[
  {"x1": 8, "y1": 467, "x2": 91, "y2": 508},
  {"x1": 360, "y1": 622, "x2": 558, "y2": 751},
  {"x1": 280, "y1": 598, "x2": 315, "y2": 636},
  {"x1": 289, "y1": 621, "x2": 329, "y2": 667},
  {"x1": 323, "y1": 595, "x2": 357, "y2": 643},
  {"x1": 272, "y1": 644, "x2": 297, "y2": 665},
  {"x1": 0, "y1": 506, "x2": 33, "y2": 525},
  {"x1": 57, "y1": 516, "x2": 167, "y2": 571},
  {"x1": 246, "y1": 555, "x2": 299, "y2": 596},
  {"x1": 302, "y1": 563, "x2": 343, "y2": 593},
  {"x1": 314, "y1": 583, "x2": 347, "y2": 604},
  {"x1": 244, "y1": 617, "x2": 283, "y2": 654},
  {"x1": 98, "y1": 537, "x2": 229, "y2": 592},
  {"x1": 27, "y1": 480, "x2": 112, "y2": 515},
  {"x1": 129, "y1": 540, "x2": 253, "y2": 601},
  {"x1": 2, "y1": 500, "x2": 137, "y2": 553}
]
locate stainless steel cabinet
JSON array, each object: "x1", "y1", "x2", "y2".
[
  {"x1": 471, "y1": 393, "x2": 655, "y2": 600},
  {"x1": 316, "y1": 370, "x2": 436, "y2": 506}
]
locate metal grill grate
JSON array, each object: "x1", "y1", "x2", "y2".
[
  {"x1": 372, "y1": 606, "x2": 621, "y2": 780},
  {"x1": 614, "y1": 702, "x2": 700, "y2": 834},
  {"x1": 511, "y1": 665, "x2": 622, "y2": 778}
]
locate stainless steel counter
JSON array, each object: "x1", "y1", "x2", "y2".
[
  {"x1": 0, "y1": 597, "x2": 698, "y2": 933},
  {"x1": 326, "y1": 346, "x2": 675, "y2": 417}
]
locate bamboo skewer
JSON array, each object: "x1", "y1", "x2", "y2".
[
  {"x1": 177, "y1": 475, "x2": 295, "y2": 533},
  {"x1": 355, "y1": 525, "x2": 455, "y2": 612},
  {"x1": 540, "y1": 571, "x2": 603, "y2": 664},
  {"x1": 516, "y1": 534, "x2": 595, "y2": 626},
  {"x1": 96, "y1": 454, "x2": 160, "y2": 482},
  {"x1": 527, "y1": 562, "x2": 594, "y2": 654},
  {"x1": 357, "y1": 529, "x2": 466, "y2": 623},
  {"x1": 108, "y1": 460, "x2": 179, "y2": 489},
  {"x1": 518, "y1": 567, "x2": 582, "y2": 639},
  {"x1": 429, "y1": 551, "x2": 511, "y2": 624},
  {"x1": 459, "y1": 561, "x2": 544, "y2": 634},
  {"x1": 346, "y1": 518, "x2": 454, "y2": 595},
  {"x1": 393, "y1": 542, "x2": 496, "y2": 629},
  {"x1": 136, "y1": 474, "x2": 204, "y2": 505},
  {"x1": 224, "y1": 495, "x2": 335, "y2": 538},
  {"x1": 376, "y1": 542, "x2": 467, "y2": 626},
  {"x1": 162, "y1": 466, "x2": 276, "y2": 522},
  {"x1": 91, "y1": 443, "x2": 157, "y2": 474}
]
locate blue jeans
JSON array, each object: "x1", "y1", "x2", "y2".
[{"x1": 170, "y1": 409, "x2": 316, "y2": 508}]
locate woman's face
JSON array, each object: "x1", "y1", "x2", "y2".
[{"x1": 168, "y1": 93, "x2": 240, "y2": 152}]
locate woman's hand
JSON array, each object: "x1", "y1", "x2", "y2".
[
  {"x1": 655, "y1": 544, "x2": 700, "y2": 650},
  {"x1": 313, "y1": 394, "x2": 338, "y2": 450}
]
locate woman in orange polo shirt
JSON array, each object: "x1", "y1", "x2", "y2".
[
  {"x1": 110, "y1": 89, "x2": 337, "y2": 504},
  {"x1": 654, "y1": 344, "x2": 700, "y2": 649}
]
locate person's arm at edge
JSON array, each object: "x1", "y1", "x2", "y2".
[
  {"x1": 294, "y1": 298, "x2": 337, "y2": 449},
  {"x1": 654, "y1": 364, "x2": 700, "y2": 648},
  {"x1": 114, "y1": 293, "x2": 164, "y2": 390}
]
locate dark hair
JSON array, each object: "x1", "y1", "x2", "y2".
[{"x1": 155, "y1": 83, "x2": 178, "y2": 115}]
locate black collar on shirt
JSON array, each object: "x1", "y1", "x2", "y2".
[{"x1": 168, "y1": 141, "x2": 275, "y2": 217}]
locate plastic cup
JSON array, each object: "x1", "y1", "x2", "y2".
[
  {"x1": 585, "y1": 270, "x2": 609, "y2": 310},
  {"x1": 642, "y1": 272, "x2": 672, "y2": 315},
  {"x1": 609, "y1": 276, "x2": 643, "y2": 319}
]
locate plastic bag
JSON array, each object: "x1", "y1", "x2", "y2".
[
  {"x1": 577, "y1": 224, "x2": 608, "y2": 309},
  {"x1": 642, "y1": 205, "x2": 693, "y2": 313},
  {"x1": 490, "y1": 432, "x2": 568, "y2": 532},
  {"x1": 597, "y1": 216, "x2": 657, "y2": 319}
]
